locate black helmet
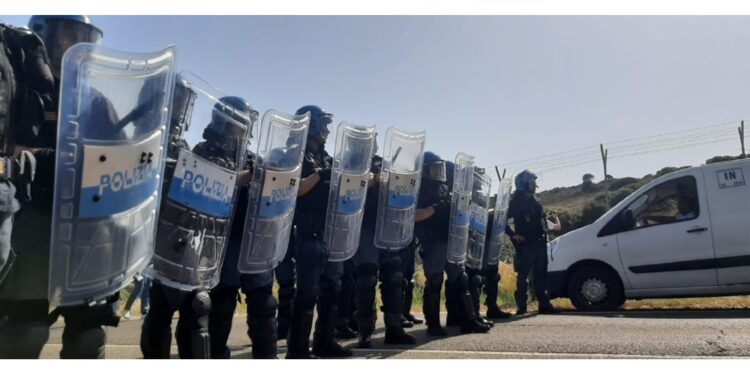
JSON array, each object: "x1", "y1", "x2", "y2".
[
  {"x1": 28, "y1": 16, "x2": 103, "y2": 74},
  {"x1": 422, "y1": 151, "x2": 447, "y2": 182},
  {"x1": 295, "y1": 105, "x2": 333, "y2": 140},
  {"x1": 203, "y1": 96, "x2": 256, "y2": 150}
]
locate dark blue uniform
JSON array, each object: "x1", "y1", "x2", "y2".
[
  {"x1": 352, "y1": 156, "x2": 415, "y2": 347},
  {"x1": 277, "y1": 142, "x2": 350, "y2": 358},
  {"x1": 505, "y1": 190, "x2": 552, "y2": 312}
]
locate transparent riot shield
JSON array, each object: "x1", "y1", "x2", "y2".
[
  {"x1": 373, "y1": 127, "x2": 426, "y2": 250},
  {"x1": 237, "y1": 110, "x2": 309, "y2": 274},
  {"x1": 486, "y1": 177, "x2": 513, "y2": 266},
  {"x1": 49, "y1": 44, "x2": 176, "y2": 306},
  {"x1": 148, "y1": 71, "x2": 254, "y2": 291},
  {"x1": 446, "y1": 153, "x2": 475, "y2": 265},
  {"x1": 324, "y1": 122, "x2": 376, "y2": 262},
  {"x1": 466, "y1": 169, "x2": 491, "y2": 270}
]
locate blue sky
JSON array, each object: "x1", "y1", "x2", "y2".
[{"x1": 3, "y1": 15, "x2": 749, "y2": 189}]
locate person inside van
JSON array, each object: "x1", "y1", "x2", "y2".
[{"x1": 645, "y1": 194, "x2": 697, "y2": 224}]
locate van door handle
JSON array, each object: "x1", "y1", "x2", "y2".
[{"x1": 687, "y1": 227, "x2": 708, "y2": 233}]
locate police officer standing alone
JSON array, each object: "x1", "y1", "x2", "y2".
[{"x1": 505, "y1": 170, "x2": 558, "y2": 315}]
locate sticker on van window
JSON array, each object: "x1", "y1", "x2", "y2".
[{"x1": 717, "y1": 168, "x2": 745, "y2": 189}]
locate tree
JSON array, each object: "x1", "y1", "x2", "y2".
[{"x1": 581, "y1": 173, "x2": 596, "y2": 192}]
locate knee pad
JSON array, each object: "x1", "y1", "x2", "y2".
[
  {"x1": 355, "y1": 264, "x2": 378, "y2": 290},
  {"x1": 457, "y1": 272, "x2": 469, "y2": 289},
  {"x1": 469, "y1": 274, "x2": 483, "y2": 289},
  {"x1": 426, "y1": 274, "x2": 444, "y2": 291},
  {"x1": 209, "y1": 287, "x2": 238, "y2": 314},
  {"x1": 484, "y1": 270, "x2": 500, "y2": 284},
  {"x1": 295, "y1": 285, "x2": 318, "y2": 309},
  {"x1": 247, "y1": 284, "x2": 278, "y2": 318},
  {"x1": 191, "y1": 289, "x2": 212, "y2": 317},
  {"x1": 319, "y1": 273, "x2": 342, "y2": 298},
  {"x1": 297, "y1": 240, "x2": 327, "y2": 266}
]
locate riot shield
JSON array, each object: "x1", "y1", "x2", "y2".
[
  {"x1": 486, "y1": 177, "x2": 513, "y2": 266},
  {"x1": 49, "y1": 44, "x2": 176, "y2": 306},
  {"x1": 324, "y1": 122, "x2": 376, "y2": 262},
  {"x1": 148, "y1": 71, "x2": 254, "y2": 291},
  {"x1": 466, "y1": 169, "x2": 491, "y2": 270},
  {"x1": 373, "y1": 127, "x2": 426, "y2": 250},
  {"x1": 237, "y1": 110, "x2": 309, "y2": 274},
  {"x1": 446, "y1": 152, "x2": 475, "y2": 265}
]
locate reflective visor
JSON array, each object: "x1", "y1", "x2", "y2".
[
  {"x1": 426, "y1": 161, "x2": 447, "y2": 182},
  {"x1": 40, "y1": 19, "x2": 103, "y2": 67}
]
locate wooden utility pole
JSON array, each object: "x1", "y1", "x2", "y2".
[
  {"x1": 740, "y1": 121, "x2": 746, "y2": 159},
  {"x1": 600, "y1": 144, "x2": 608, "y2": 180},
  {"x1": 494, "y1": 166, "x2": 507, "y2": 182}
]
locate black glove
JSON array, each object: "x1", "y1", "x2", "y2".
[
  {"x1": 317, "y1": 167, "x2": 332, "y2": 182},
  {"x1": 433, "y1": 198, "x2": 451, "y2": 214}
]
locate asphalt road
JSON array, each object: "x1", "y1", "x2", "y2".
[{"x1": 40, "y1": 309, "x2": 750, "y2": 359}]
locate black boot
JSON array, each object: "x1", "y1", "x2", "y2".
[
  {"x1": 335, "y1": 324, "x2": 357, "y2": 340},
  {"x1": 486, "y1": 304, "x2": 511, "y2": 319},
  {"x1": 423, "y1": 283, "x2": 447, "y2": 337},
  {"x1": 312, "y1": 291, "x2": 352, "y2": 358},
  {"x1": 285, "y1": 308, "x2": 316, "y2": 359},
  {"x1": 276, "y1": 283, "x2": 294, "y2": 342},
  {"x1": 384, "y1": 328, "x2": 416, "y2": 345},
  {"x1": 444, "y1": 282, "x2": 460, "y2": 327},
  {"x1": 458, "y1": 289, "x2": 490, "y2": 334},
  {"x1": 402, "y1": 280, "x2": 423, "y2": 324}
]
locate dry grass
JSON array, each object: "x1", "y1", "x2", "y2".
[{"x1": 120, "y1": 262, "x2": 750, "y2": 318}]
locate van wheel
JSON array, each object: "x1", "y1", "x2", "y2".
[{"x1": 567, "y1": 265, "x2": 624, "y2": 311}]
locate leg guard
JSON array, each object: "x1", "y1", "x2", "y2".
[
  {"x1": 275, "y1": 253, "x2": 296, "y2": 341},
  {"x1": 423, "y1": 274, "x2": 444, "y2": 329},
  {"x1": 312, "y1": 262, "x2": 344, "y2": 353},
  {"x1": 467, "y1": 268, "x2": 483, "y2": 316},
  {"x1": 140, "y1": 282, "x2": 178, "y2": 359},
  {"x1": 208, "y1": 285, "x2": 238, "y2": 359},
  {"x1": 482, "y1": 265, "x2": 500, "y2": 308},
  {"x1": 353, "y1": 263, "x2": 378, "y2": 338},
  {"x1": 244, "y1": 282, "x2": 278, "y2": 359},
  {"x1": 0, "y1": 300, "x2": 49, "y2": 359},
  {"x1": 379, "y1": 254, "x2": 405, "y2": 331},
  {"x1": 176, "y1": 288, "x2": 211, "y2": 359}
]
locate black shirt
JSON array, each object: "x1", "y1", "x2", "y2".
[
  {"x1": 414, "y1": 178, "x2": 451, "y2": 243},
  {"x1": 505, "y1": 191, "x2": 547, "y2": 245},
  {"x1": 293, "y1": 143, "x2": 332, "y2": 238}
]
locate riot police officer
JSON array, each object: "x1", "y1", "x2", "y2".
[
  {"x1": 140, "y1": 95, "x2": 260, "y2": 359},
  {"x1": 352, "y1": 155, "x2": 416, "y2": 348},
  {"x1": 417, "y1": 152, "x2": 490, "y2": 336},
  {"x1": 0, "y1": 15, "x2": 112, "y2": 359},
  {"x1": 204, "y1": 103, "x2": 283, "y2": 359},
  {"x1": 277, "y1": 105, "x2": 351, "y2": 359},
  {"x1": 505, "y1": 170, "x2": 558, "y2": 315}
]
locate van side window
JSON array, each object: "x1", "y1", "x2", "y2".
[{"x1": 599, "y1": 176, "x2": 698, "y2": 236}]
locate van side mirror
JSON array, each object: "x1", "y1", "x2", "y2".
[{"x1": 623, "y1": 209, "x2": 635, "y2": 229}]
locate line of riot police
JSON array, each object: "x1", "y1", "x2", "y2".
[{"x1": 0, "y1": 15, "x2": 558, "y2": 360}]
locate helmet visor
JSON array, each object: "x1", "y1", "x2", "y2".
[
  {"x1": 425, "y1": 161, "x2": 447, "y2": 182},
  {"x1": 39, "y1": 19, "x2": 103, "y2": 68}
]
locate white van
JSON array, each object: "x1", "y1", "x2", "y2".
[{"x1": 547, "y1": 158, "x2": 750, "y2": 311}]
